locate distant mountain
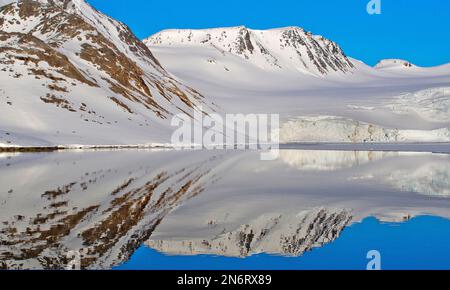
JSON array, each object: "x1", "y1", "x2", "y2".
[
  {"x1": 375, "y1": 59, "x2": 416, "y2": 70},
  {"x1": 0, "y1": 0, "x2": 209, "y2": 147},
  {"x1": 145, "y1": 27, "x2": 450, "y2": 144},
  {"x1": 144, "y1": 26, "x2": 355, "y2": 76}
]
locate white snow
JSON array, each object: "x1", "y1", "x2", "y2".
[
  {"x1": 278, "y1": 116, "x2": 450, "y2": 143},
  {"x1": 145, "y1": 29, "x2": 450, "y2": 144},
  {"x1": 386, "y1": 87, "x2": 450, "y2": 122},
  {"x1": 144, "y1": 26, "x2": 354, "y2": 76},
  {"x1": 0, "y1": 0, "x2": 209, "y2": 147},
  {"x1": 0, "y1": 0, "x2": 14, "y2": 7},
  {"x1": 375, "y1": 59, "x2": 416, "y2": 70}
]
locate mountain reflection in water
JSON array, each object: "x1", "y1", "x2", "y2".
[{"x1": 1, "y1": 149, "x2": 450, "y2": 269}]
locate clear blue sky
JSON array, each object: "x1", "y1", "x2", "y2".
[{"x1": 88, "y1": 0, "x2": 450, "y2": 67}]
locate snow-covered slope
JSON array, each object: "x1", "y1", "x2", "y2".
[
  {"x1": 0, "y1": 0, "x2": 209, "y2": 147},
  {"x1": 386, "y1": 87, "x2": 450, "y2": 122},
  {"x1": 145, "y1": 27, "x2": 450, "y2": 144},
  {"x1": 144, "y1": 26, "x2": 355, "y2": 76},
  {"x1": 0, "y1": 0, "x2": 14, "y2": 6},
  {"x1": 2, "y1": 1, "x2": 450, "y2": 146},
  {"x1": 375, "y1": 59, "x2": 416, "y2": 70}
]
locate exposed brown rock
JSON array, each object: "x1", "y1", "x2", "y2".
[
  {"x1": 0, "y1": 32, "x2": 97, "y2": 86},
  {"x1": 0, "y1": 0, "x2": 209, "y2": 124},
  {"x1": 40, "y1": 94, "x2": 76, "y2": 112}
]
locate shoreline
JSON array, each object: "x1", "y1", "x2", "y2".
[
  {"x1": 1, "y1": 142, "x2": 450, "y2": 154},
  {"x1": 0, "y1": 144, "x2": 171, "y2": 153}
]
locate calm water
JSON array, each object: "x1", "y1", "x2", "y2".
[
  {"x1": 1, "y1": 149, "x2": 450, "y2": 270},
  {"x1": 116, "y1": 216, "x2": 450, "y2": 270}
]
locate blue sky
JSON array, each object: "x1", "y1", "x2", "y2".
[{"x1": 88, "y1": 0, "x2": 450, "y2": 67}]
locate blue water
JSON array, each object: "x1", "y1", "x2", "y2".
[{"x1": 115, "y1": 216, "x2": 450, "y2": 270}]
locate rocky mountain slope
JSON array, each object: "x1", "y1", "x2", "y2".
[
  {"x1": 145, "y1": 26, "x2": 355, "y2": 76},
  {"x1": 0, "y1": 0, "x2": 209, "y2": 147}
]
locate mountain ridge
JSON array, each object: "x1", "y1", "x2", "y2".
[
  {"x1": 375, "y1": 59, "x2": 416, "y2": 70},
  {"x1": 144, "y1": 25, "x2": 355, "y2": 76}
]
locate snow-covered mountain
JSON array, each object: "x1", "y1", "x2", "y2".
[
  {"x1": 0, "y1": 0, "x2": 209, "y2": 147},
  {"x1": 375, "y1": 59, "x2": 416, "y2": 70},
  {"x1": 144, "y1": 26, "x2": 355, "y2": 76},
  {"x1": 146, "y1": 27, "x2": 450, "y2": 144},
  {"x1": 1, "y1": 1, "x2": 450, "y2": 147}
]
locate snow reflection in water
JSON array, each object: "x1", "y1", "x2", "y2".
[{"x1": 0, "y1": 149, "x2": 449, "y2": 269}]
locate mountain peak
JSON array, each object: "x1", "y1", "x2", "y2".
[
  {"x1": 270, "y1": 26, "x2": 305, "y2": 32},
  {"x1": 375, "y1": 59, "x2": 417, "y2": 70},
  {"x1": 145, "y1": 26, "x2": 354, "y2": 75}
]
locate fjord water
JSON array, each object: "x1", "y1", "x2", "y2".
[
  {"x1": 1, "y1": 149, "x2": 450, "y2": 270},
  {"x1": 116, "y1": 216, "x2": 450, "y2": 270}
]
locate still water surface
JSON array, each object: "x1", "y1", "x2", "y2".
[{"x1": 1, "y1": 149, "x2": 449, "y2": 269}]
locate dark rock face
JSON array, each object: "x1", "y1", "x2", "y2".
[{"x1": 280, "y1": 27, "x2": 354, "y2": 74}]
